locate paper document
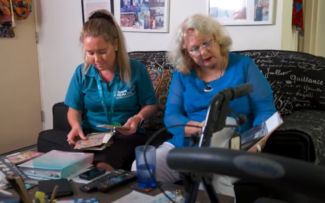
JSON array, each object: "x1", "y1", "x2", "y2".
[{"x1": 241, "y1": 112, "x2": 283, "y2": 150}]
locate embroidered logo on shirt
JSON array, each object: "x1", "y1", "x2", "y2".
[{"x1": 116, "y1": 86, "x2": 136, "y2": 99}]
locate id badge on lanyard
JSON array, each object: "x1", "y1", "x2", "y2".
[{"x1": 96, "y1": 75, "x2": 120, "y2": 126}]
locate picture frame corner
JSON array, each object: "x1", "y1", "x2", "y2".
[{"x1": 208, "y1": 0, "x2": 275, "y2": 26}]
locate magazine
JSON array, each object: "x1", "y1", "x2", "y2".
[
  {"x1": 6, "y1": 150, "x2": 43, "y2": 165},
  {"x1": 74, "y1": 132, "x2": 113, "y2": 151}
]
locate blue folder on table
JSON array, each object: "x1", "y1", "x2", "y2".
[{"x1": 18, "y1": 150, "x2": 93, "y2": 180}]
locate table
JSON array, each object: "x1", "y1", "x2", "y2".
[
  {"x1": 28, "y1": 181, "x2": 234, "y2": 202},
  {"x1": 1, "y1": 146, "x2": 234, "y2": 203}
]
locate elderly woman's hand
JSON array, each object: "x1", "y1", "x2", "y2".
[{"x1": 185, "y1": 121, "x2": 204, "y2": 137}]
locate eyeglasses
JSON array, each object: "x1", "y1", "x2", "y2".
[{"x1": 188, "y1": 39, "x2": 215, "y2": 56}]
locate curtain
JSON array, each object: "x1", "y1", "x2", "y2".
[{"x1": 292, "y1": 0, "x2": 303, "y2": 35}]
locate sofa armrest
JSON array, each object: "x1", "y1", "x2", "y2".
[
  {"x1": 264, "y1": 110, "x2": 325, "y2": 165},
  {"x1": 37, "y1": 130, "x2": 71, "y2": 152}
]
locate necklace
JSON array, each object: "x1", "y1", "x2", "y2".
[
  {"x1": 203, "y1": 84, "x2": 213, "y2": 92},
  {"x1": 203, "y1": 69, "x2": 225, "y2": 93},
  {"x1": 200, "y1": 57, "x2": 227, "y2": 93}
]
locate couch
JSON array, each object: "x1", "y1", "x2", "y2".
[{"x1": 38, "y1": 50, "x2": 325, "y2": 165}]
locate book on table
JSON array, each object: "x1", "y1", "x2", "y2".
[
  {"x1": 17, "y1": 150, "x2": 93, "y2": 180},
  {"x1": 74, "y1": 132, "x2": 114, "y2": 151},
  {"x1": 6, "y1": 150, "x2": 43, "y2": 165}
]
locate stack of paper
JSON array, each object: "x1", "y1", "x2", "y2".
[{"x1": 18, "y1": 150, "x2": 93, "y2": 180}]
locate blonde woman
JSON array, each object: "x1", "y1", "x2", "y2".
[{"x1": 64, "y1": 10, "x2": 157, "y2": 171}]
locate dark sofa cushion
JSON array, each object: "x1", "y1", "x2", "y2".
[
  {"x1": 264, "y1": 110, "x2": 325, "y2": 165},
  {"x1": 52, "y1": 102, "x2": 70, "y2": 131},
  {"x1": 37, "y1": 130, "x2": 73, "y2": 153},
  {"x1": 233, "y1": 50, "x2": 325, "y2": 116}
]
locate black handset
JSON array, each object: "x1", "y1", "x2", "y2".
[
  {"x1": 80, "y1": 169, "x2": 136, "y2": 193},
  {"x1": 79, "y1": 168, "x2": 105, "y2": 180}
]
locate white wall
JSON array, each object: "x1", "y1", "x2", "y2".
[{"x1": 37, "y1": 0, "x2": 285, "y2": 129}]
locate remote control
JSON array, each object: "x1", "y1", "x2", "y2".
[{"x1": 80, "y1": 169, "x2": 136, "y2": 193}]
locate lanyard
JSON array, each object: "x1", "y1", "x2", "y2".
[{"x1": 96, "y1": 74, "x2": 118, "y2": 125}]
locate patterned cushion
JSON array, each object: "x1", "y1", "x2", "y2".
[{"x1": 129, "y1": 51, "x2": 173, "y2": 130}]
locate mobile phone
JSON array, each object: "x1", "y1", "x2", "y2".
[{"x1": 79, "y1": 168, "x2": 105, "y2": 180}]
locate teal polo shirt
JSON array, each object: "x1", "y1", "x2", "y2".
[{"x1": 64, "y1": 60, "x2": 157, "y2": 132}]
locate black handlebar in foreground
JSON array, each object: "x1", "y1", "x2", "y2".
[
  {"x1": 167, "y1": 147, "x2": 325, "y2": 201},
  {"x1": 222, "y1": 83, "x2": 253, "y2": 100},
  {"x1": 200, "y1": 83, "x2": 252, "y2": 147}
]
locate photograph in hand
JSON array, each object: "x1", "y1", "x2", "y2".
[{"x1": 74, "y1": 132, "x2": 113, "y2": 150}]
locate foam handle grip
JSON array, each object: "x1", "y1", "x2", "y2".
[{"x1": 230, "y1": 83, "x2": 252, "y2": 99}]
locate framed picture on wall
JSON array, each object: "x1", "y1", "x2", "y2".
[
  {"x1": 209, "y1": 0, "x2": 275, "y2": 25},
  {"x1": 114, "y1": 0, "x2": 170, "y2": 33},
  {"x1": 82, "y1": 0, "x2": 114, "y2": 23}
]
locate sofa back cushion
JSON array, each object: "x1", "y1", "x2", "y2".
[
  {"x1": 233, "y1": 50, "x2": 325, "y2": 116},
  {"x1": 52, "y1": 102, "x2": 70, "y2": 131}
]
